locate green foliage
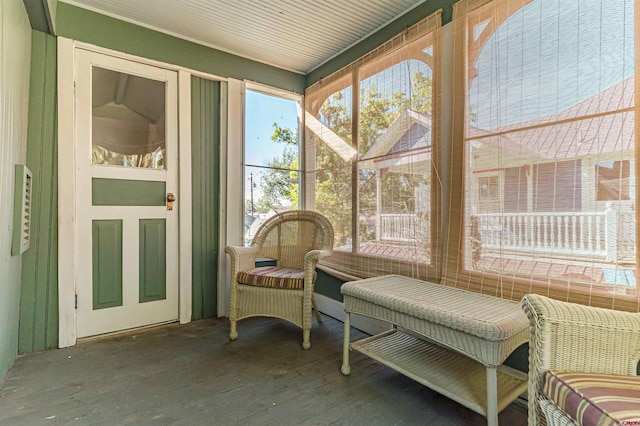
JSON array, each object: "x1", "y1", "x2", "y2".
[
  {"x1": 255, "y1": 122, "x2": 299, "y2": 213},
  {"x1": 315, "y1": 93, "x2": 354, "y2": 245}
]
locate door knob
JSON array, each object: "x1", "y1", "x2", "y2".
[{"x1": 167, "y1": 193, "x2": 176, "y2": 210}]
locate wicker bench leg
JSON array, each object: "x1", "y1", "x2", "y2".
[
  {"x1": 341, "y1": 312, "x2": 351, "y2": 375},
  {"x1": 486, "y1": 366, "x2": 498, "y2": 426}
]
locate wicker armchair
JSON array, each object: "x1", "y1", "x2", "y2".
[
  {"x1": 522, "y1": 294, "x2": 640, "y2": 426},
  {"x1": 225, "y1": 210, "x2": 334, "y2": 349}
]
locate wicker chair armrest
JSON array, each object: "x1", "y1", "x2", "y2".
[
  {"x1": 302, "y1": 249, "x2": 332, "y2": 291},
  {"x1": 225, "y1": 245, "x2": 261, "y2": 274},
  {"x1": 304, "y1": 249, "x2": 333, "y2": 265}
]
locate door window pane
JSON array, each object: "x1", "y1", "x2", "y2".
[{"x1": 92, "y1": 67, "x2": 166, "y2": 169}]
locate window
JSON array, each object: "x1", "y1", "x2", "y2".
[
  {"x1": 447, "y1": 0, "x2": 637, "y2": 310},
  {"x1": 244, "y1": 85, "x2": 302, "y2": 245},
  {"x1": 91, "y1": 67, "x2": 167, "y2": 170},
  {"x1": 477, "y1": 175, "x2": 499, "y2": 213},
  {"x1": 305, "y1": 12, "x2": 441, "y2": 280},
  {"x1": 596, "y1": 160, "x2": 631, "y2": 201}
]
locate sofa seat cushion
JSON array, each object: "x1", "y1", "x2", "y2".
[
  {"x1": 543, "y1": 370, "x2": 640, "y2": 426},
  {"x1": 237, "y1": 266, "x2": 315, "y2": 290}
]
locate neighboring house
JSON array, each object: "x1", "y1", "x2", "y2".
[
  {"x1": 469, "y1": 77, "x2": 634, "y2": 216},
  {"x1": 245, "y1": 209, "x2": 287, "y2": 244},
  {"x1": 469, "y1": 77, "x2": 635, "y2": 263},
  {"x1": 359, "y1": 109, "x2": 433, "y2": 260},
  {"x1": 360, "y1": 79, "x2": 635, "y2": 268}
]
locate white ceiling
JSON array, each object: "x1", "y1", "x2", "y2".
[{"x1": 61, "y1": 0, "x2": 427, "y2": 74}]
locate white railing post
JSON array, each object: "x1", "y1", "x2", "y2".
[{"x1": 605, "y1": 203, "x2": 618, "y2": 262}]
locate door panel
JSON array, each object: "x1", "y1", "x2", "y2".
[
  {"x1": 92, "y1": 220, "x2": 123, "y2": 309},
  {"x1": 139, "y1": 219, "x2": 167, "y2": 303},
  {"x1": 92, "y1": 178, "x2": 166, "y2": 206},
  {"x1": 76, "y1": 50, "x2": 179, "y2": 338}
]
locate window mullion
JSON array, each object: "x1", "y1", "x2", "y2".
[{"x1": 351, "y1": 69, "x2": 360, "y2": 254}]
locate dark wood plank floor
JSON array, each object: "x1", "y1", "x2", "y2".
[{"x1": 0, "y1": 316, "x2": 527, "y2": 425}]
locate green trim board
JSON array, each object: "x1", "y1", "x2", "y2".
[
  {"x1": 139, "y1": 219, "x2": 167, "y2": 303},
  {"x1": 22, "y1": 0, "x2": 56, "y2": 34},
  {"x1": 191, "y1": 77, "x2": 220, "y2": 319},
  {"x1": 305, "y1": 0, "x2": 454, "y2": 88},
  {"x1": 92, "y1": 178, "x2": 166, "y2": 206},
  {"x1": 92, "y1": 220, "x2": 123, "y2": 310},
  {"x1": 56, "y1": 3, "x2": 305, "y2": 94},
  {"x1": 19, "y1": 30, "x2": 59, "y2": 354}
]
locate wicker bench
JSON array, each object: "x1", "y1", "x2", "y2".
[{"x1": 340, "y1": 275, "x2": 529, "y2": 426}]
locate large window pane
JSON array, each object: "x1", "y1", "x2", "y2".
[
  {"x1": 307, "y1": 84, "x2": 354, "y2": 248},
  {"x1": 244, "y1": 89, "x2": 301, "y2": 246},
  {"x1": 357, "y1": 45, "x2": 434, "y2": 263},
  {"x1": 460, "y1": 0, "x2": 636, "y2": 301},
  {"x1": 304, "y1": 12, "x2": 441, "y2": 281}
]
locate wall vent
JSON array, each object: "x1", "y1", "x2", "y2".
[{"x1": 12, "y1": 164, "x2": 33, "y2": 255}]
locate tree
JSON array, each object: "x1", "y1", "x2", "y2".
[
  {"x1": 254, "y1": 123, "x2": 299, "y2": 213},
  {"x1": 316, "y1": 69, "x2": 434, "y2": 246},
  {"x1": 315, "y1": 92, "x2": 354, "y2": 245}
]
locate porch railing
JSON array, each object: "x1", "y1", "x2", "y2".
[
  {"x1": 378, "y1": 213, "x2": 429, "y2": 243},
  {"x1": 377, "y1": 210, "x2": 635, "y2": 263},
  {"x1": 474, "y1": 209, "x2": 635, "y2": 262}
]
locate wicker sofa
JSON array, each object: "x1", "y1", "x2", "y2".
[{"x1": 522, "y1": 294, "x2": 640, "y2": 425}]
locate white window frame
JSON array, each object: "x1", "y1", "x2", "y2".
[{"x1": 243, "y1": 81, "x2": 305, "y2": 214}]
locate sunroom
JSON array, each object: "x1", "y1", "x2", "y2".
[{"x1": 1, "y1": 0, "x2": 638, "y2": 424}]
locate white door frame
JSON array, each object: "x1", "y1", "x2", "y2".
[{"x1": 57, "y1": 38, "x2": 195, "y2": 347}]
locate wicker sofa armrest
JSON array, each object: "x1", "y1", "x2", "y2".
[{"x1": 522, "y1": 294, "x2": 640, "y2": 426}]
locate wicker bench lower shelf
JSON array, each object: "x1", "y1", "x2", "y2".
[{"x1": 348, "y1": 329, "x2": 527, "y2": 417}]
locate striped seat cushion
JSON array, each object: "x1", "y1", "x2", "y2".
[
  {"x1": 543, "y1": 370, "x2": 640, "y2": 426},
  {"x1": 237, "y1": 266, "x2": 315, "y2": 290}
]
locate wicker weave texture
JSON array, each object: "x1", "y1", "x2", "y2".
[
  {"x1": 225, "y1": 210, "x2": 334, "y2": 349},
  {"x1": 522, "y1": 294, "x2": 640, "y2": 426},
  {"x1": 342, "y1": 275, "x2": 529, "y2": 366}
]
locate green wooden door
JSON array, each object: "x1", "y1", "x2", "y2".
[{"x1": 75, "y1": 50, "x2": 179, "y2": 338}]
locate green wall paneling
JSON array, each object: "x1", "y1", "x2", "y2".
[
  {"x1": 92, "y1": 220, "x2": 123, "y2": 309},
  {"x1": 314, "y1": 269, "x2": 344, "y2": 302},
  {"x1": 56, "y1": 3, "x2": 305, "y2": 94},
  {"x1": 92, "y1": 178, "x2": 166, "y2": 206},
  {"x1": 191, "y1": 77, "x2": 220, "y2": 319},
  {"x1": 139, "y1": 219, "x2": 167, "y2": 303},
  {"x1": 19, "y1": 30, "x2": 58, "y2": 354}
]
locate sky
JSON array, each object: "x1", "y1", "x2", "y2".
[{"x1": 470, "y1": 0, "x2": 634, "y2": 128}]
